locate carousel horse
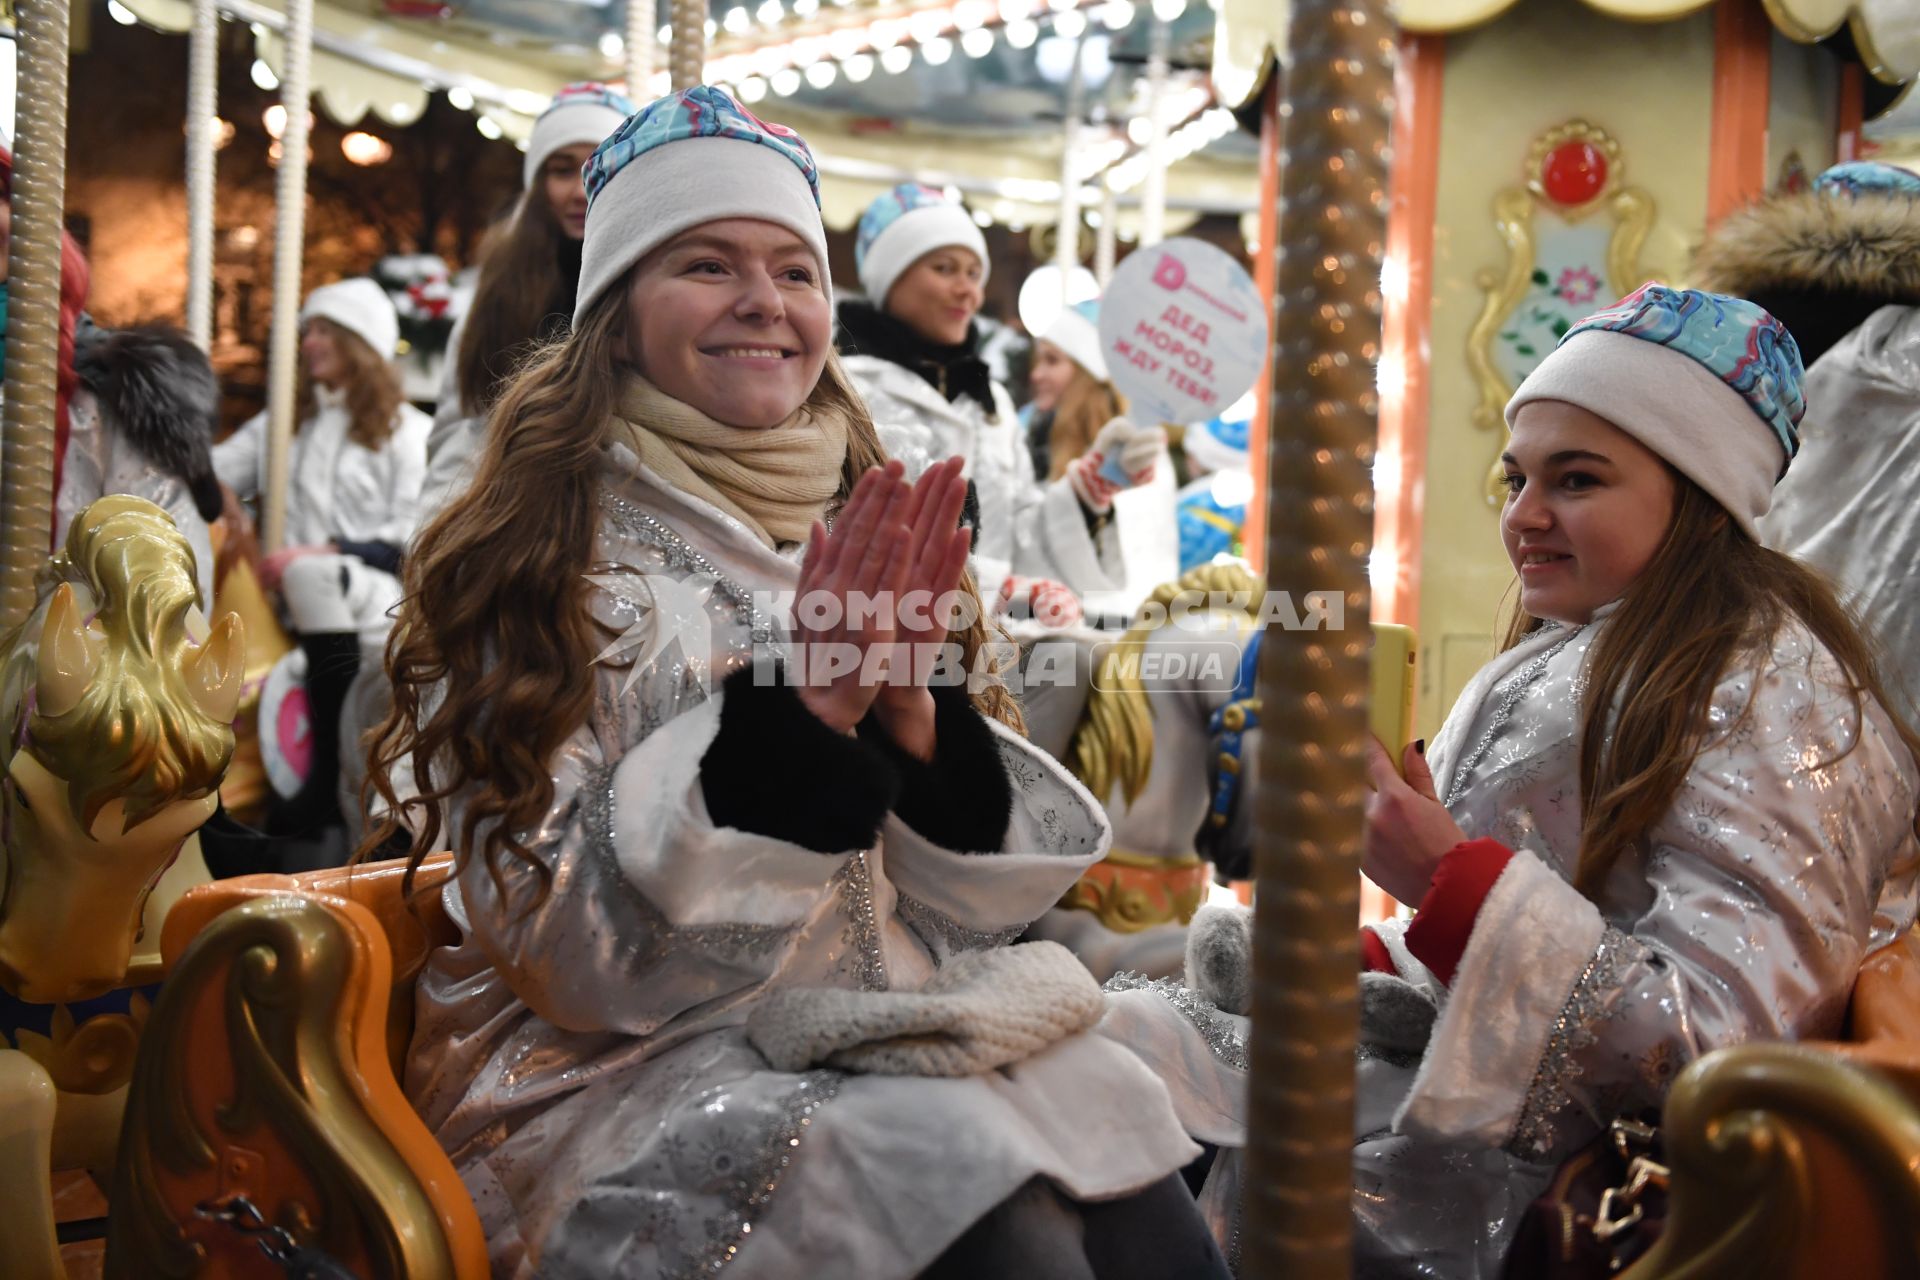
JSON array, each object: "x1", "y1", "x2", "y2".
[
  {"x1": 1022, "y1": 562, "x2": 1263, "y2": 980},
  {"x1": 0, "y1": 495, "x2": 242, "y2": 1279}
]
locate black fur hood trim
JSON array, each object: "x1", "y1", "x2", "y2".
[{"x1": 73, "y1": 324, "x2": 223, "y2": 521}]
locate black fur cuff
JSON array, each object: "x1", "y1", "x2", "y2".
[
  {"x1": 857, "y1": 683, "x2": 1014, "y2": 853},
  {"x1": 700, "y1": 664, "x2": 899, "y2": 854}
]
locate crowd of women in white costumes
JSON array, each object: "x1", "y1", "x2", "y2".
[
  {"x1": 420, "y1": 83, "x2": 634, "y2": 521},
  {"x1": 1106, "y1": 282, "x2": 1920, "y2": 1276},
  {"x1": 837, "y1": 183, "x2": 1169, "y2": 610},
  {"x1": 373, "y1": 87, "x2": 1234, "y2": 1279},
  {"x1": 214, "y1": 277, "x2": 430, "y2": 832}
]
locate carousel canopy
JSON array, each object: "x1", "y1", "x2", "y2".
[{"x1": 113, "y1": 0, "x2": 1262, "y2": 238}]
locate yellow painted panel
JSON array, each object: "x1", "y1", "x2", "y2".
[
  {"x1": 1416, "y1": 0, "x2": 1715, "y2": 733},
  {"x1": 1766, "y1": 30, "x2": 1841, "y2": 188}
]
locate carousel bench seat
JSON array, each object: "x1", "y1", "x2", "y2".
[
  {"x1": 103, "y1": 869, "x2": 1920, "y2": 1279},
  {"x1": 103, "y1": 854, "x2": 487, "y2": 1280},
  {"x1": 1622, "y1": 927, "x2": 1920, "y2": 1279}
]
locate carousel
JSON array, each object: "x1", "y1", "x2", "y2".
[{"x1": 0, "y1": 0, "x2": 1917, "y2": 1276}]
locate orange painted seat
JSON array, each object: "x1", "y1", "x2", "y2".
[{"x1": 104, "y1": 855, "x2": 486, "y2": 1280}]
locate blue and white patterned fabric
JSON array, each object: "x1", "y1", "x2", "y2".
[
  {"x1": 1563, "y1": 283, "x2": 1806, "y2": 462},
  {"x1": 573, "y1": 86, "x2": 829, "y2": 323},
  {"x1": 1813, "y1": 160, "x2": 1920, "y2": 200},
  {"x1": 585, "y1": 85, "x2": 819, "y2": 212}
]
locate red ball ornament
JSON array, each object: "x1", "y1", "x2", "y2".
[{"x1": 1539, "y1": 140, "x2": 1609, "y2": 207}]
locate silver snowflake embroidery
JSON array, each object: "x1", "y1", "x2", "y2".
[{"x1": 587, "y1": 570, "x2": 720, "y2": 695}]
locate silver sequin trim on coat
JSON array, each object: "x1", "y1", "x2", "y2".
[
  {"x1": 895, "y1": 890, "x2": 1026, "y2": 966},
  {"x1": 1104, "y1": 972, "x2": 1249, "y2": 1072},
  {"x1": 673, "y1": 1070, "x2": 845, "y2": 1279},
  {"x1": 1444, "y1": 630, "x2": 1578, "y2": 809},
  {"x1": 831, "y1": 851, "x2": 889, "y2": 992},
  {"x1": 1507, "y1": 927, "x2": 1632, "y2": 1158},
  {"x1": 603, "y1": 493, "x2": 780, "y2": 646},
  {"x1": 581, "y1": 763, "x2": 797, "y2": 968}
]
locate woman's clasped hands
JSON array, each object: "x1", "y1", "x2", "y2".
[{"x1": 792, "y1": 457, "x2": 973, "y2": 759}]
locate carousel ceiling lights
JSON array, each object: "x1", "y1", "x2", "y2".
[
  {"x1": 108, "y1": 0, "x2": 139, "y2": 25},
  {"x1": 703, "y1": 0, "x2": 1136, "y2": 96},
  {"x1": 340, "y1": 130, "x2": 393, "y2": 165},
  {"x1": 250, "y1": 57, "x2": 279, "y2": 91}
]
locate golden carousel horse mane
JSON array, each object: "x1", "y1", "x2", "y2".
[
  {"x1": 1070, "y1": 561, "x2": 1265, "y2": 808},
  {"x1": 1, "y1": 494, "x2": 236, "y2": 832}
]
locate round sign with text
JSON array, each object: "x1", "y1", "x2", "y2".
[{"x1": 1098, "y1": 237, "x2": 1269, "y2": 427}]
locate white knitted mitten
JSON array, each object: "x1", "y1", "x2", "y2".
[{"x1": 1068, "y1": 417, "x2": 1165, "y2": 513}]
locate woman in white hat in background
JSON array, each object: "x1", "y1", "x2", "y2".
[
  {"x1": 1025, "y1": 297, "x2": 1125, "y2": 482},
  {"x1": 420, "y1": 83, "x2": 634, "y2": 517},
  {"x1": 214, "y1": 277, "x2": 430, "y2": 837},
  {"x1": 837, "y1": 185, "x2": 1165, "y2": 613}
]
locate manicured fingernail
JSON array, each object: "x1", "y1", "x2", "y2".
[{"x1": 1414, "y1": 739, "x2": 1426, "y2": 755}]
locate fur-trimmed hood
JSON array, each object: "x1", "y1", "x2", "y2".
[
  {"x1": 73, "y1": 324, "x2": 223, "y2": 522},
  {"x1": 1692, "y1": 187, "x2": 1920, "y2": 366}
]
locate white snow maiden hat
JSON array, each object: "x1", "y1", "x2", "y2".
[
  {"x1": 300, "y1": 278, "x2": 400, "y2": 362},
  {"x1": 523, "y1": 83, "x2": 636, "y2": 189},
  {"x1": 1041, "y1": 298, "x2": 1109, "y2": 382},
  {"x1": 1506, "y1": 284, "x2": 1805, "y2": 540},
  {"x1": 573, "y1": 86, "x2": 830, "y2": 325},
  {"x1": 855, "y1": 183, "x2": 990, "y2": 311}
]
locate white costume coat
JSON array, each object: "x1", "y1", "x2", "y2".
[
  {"x1": 1104, "y1": 604, "x2": 1920, "y2": 1276},
  {"x1": 844, "y1": 354, "x2": 1130, "y2": 596},
  {"x1": 213, "y1": 390, "x2": 431, "y2": 636},
  {"x1": 1761, "y1": 304, "x2": 1920, "y2": 726},
  {"x1": 403, "y1": 449, "x2": 1204, "y2": 1279}
]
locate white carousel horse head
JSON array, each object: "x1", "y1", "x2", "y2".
[
  {"x1": 1070, "y1": 561, "x2": 1264, "y2": 863},
  {"x1": 0, "y1": 495, "x2": 243, "y2": 1004},
  {"x1": 1022, "y1": 564, "x2": 1262, "y2": 981}
]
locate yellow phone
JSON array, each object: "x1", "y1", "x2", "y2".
[{"x1": 1370, "y1": 622, "x2": 1417, "y2": 773}]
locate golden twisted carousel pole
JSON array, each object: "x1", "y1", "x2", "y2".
[
  {"x1": 0, "y1": 0, "x2": 73, "y2": 628},
  {"x1": 669, "y1": 0, "x2": 707, "y2": 90},
  {"x1": 1244, "y1": 0, "x2": 1395, "y2": 1275}
]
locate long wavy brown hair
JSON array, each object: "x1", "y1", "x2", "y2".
[
  {"x1": 294, "y1": 318, "x2": 404, "y2": 451},
  {"x1": 361, "y1": 271, "x2": 1020, "y2": 904},
  {"x1": 452, "y1": 190, "x2": 575, "y2": 418},
  {"x1": 1045, "y1": 364, "x2": 1125, "y2": 481},
  {"x1": 1500, "y1": 475, "x2": 1920, "y2": 898}
]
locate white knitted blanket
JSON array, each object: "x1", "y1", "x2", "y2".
[{"x1": 747, "y1": 941, "x2": 1105, "y2": 1077}]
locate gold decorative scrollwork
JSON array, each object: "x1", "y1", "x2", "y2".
[
  {"x1": 1058, "y1": 848, "x2": 1211, "y2": 933},
  {"x1": 1466, "y1": 187, "x2": 1542, "y2": 437},
  {"x1": 1466, "y1": 120, "x2": 1658, "y2": 504},
  {"x1": 1622, "y1": 1043, "x2": 1920, "y2": 1277},
  {"x1": 106, "y1": 896, "x2": 457, "y2": 1279}
]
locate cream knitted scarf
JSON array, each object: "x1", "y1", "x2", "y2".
[{"x1": 610, "y1": 374, "x2": 850, "y2": 548}]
